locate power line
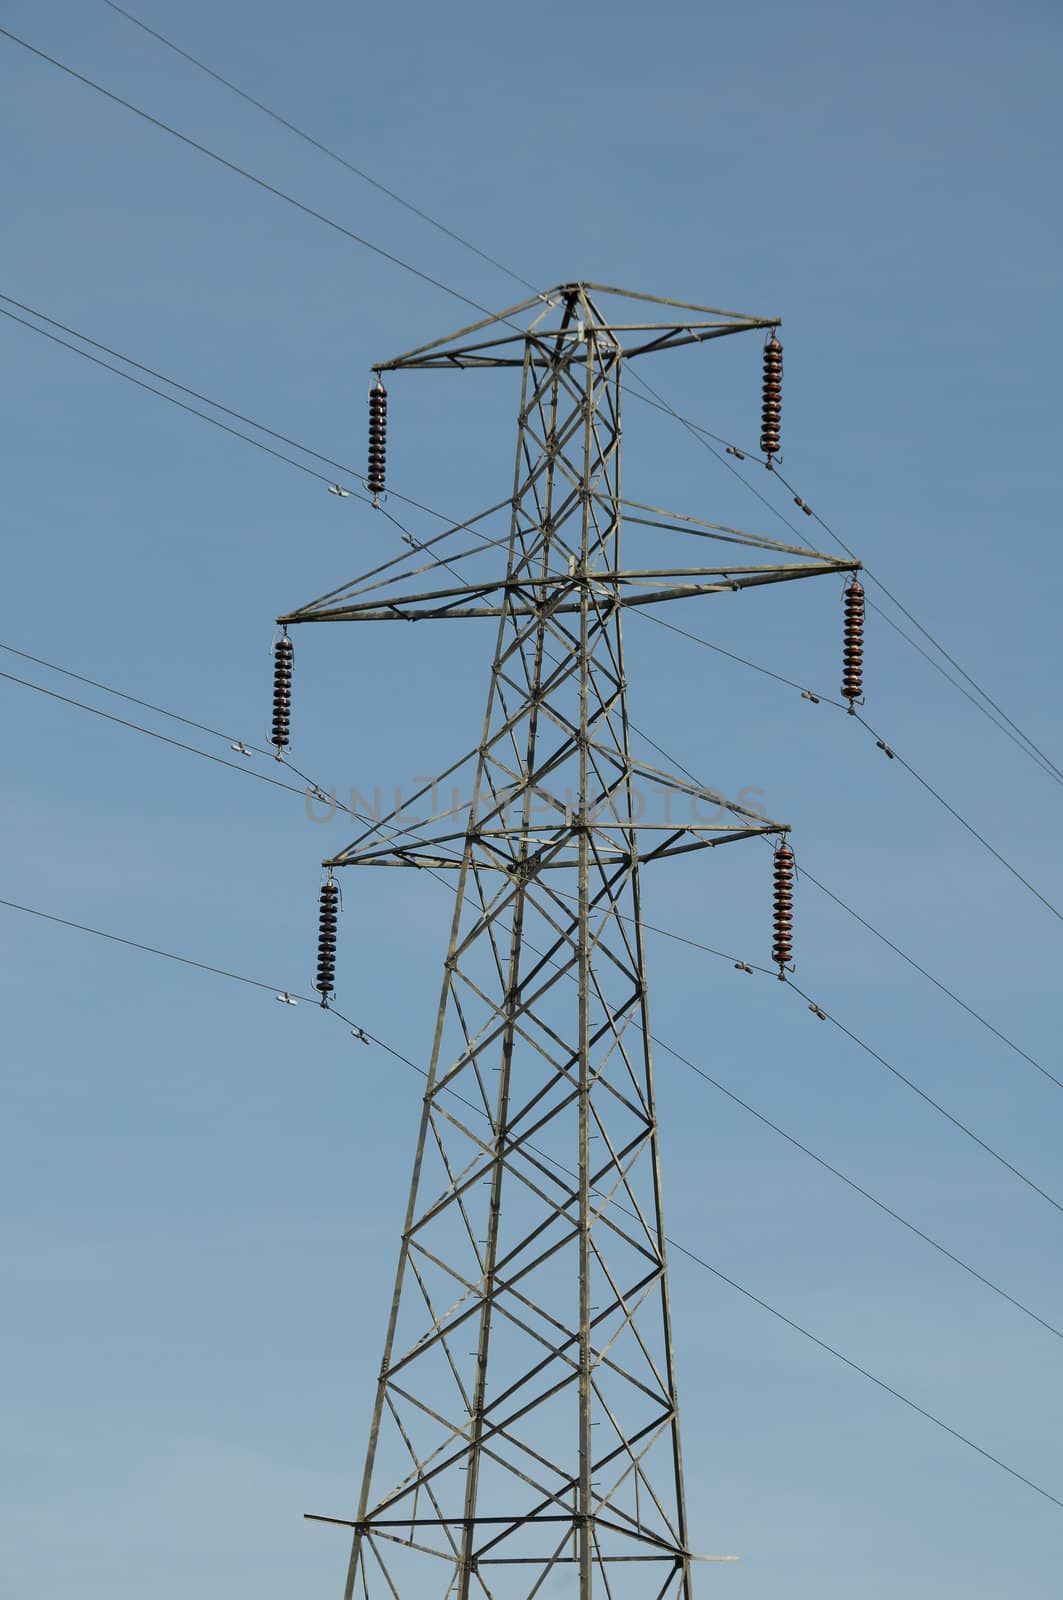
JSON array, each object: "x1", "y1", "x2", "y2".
[
  {"x1": 0, "y1": 639, "x2": 269, "y2": 749},
  {"x1": 855, "y1": 711, "x2": 1063, "y2": 922},
  {"x1": 0, "y1": 665, "x2": 309, "y2": 798},
  {"x1": 0, "y1": 890, "x2": 291, "y2": 998},
  {"x1": 784, "y1": 973, "x2": 1063, "y2": 1215},
  {"x1": 547, "y1": 887, "x2": 1063, "y2": 1220},
  {"x1": 99, "y1": 0, "x2": 541, "y2": 297},
  {"x1": 638, "y1": 606, "x2": 845, "y2": 705},
  {"x1": 0, "y1": 291, "x2": 521, "y2": 579},
  {"x1": 794, "y1": 864, "x2": 1063, "y2": 1093},
  {"x1": 0, "y1": 26, "x2": 506, "y2": 325},
  {"x1": 634, "y1": 605, "x2": 1063, "y2": 925},
  {"x1": 0, "y1": 289, "x2": 368, "y2": 486},
  {"x1": 664, "y1": 1234, "x2": 1063, "y2": 1516},
  {"x1": 3, "y1": 884, "x2": 1062, "y2": 1517},
  {"x1": 0, "y1": 302, "x2": 341, "y2": 487},
  {"x1": 862, "y1": 596, "x2": 1062, "y2": 788},
  {"x1": 639, "y1": 866, "x2": 1063, "y2": 1097},
  {"x1": 0, "y1": 292, "x2": 520, "y2": 599},
  {"x1": 649, "y1": 1031, "x2": 1063, "y2": 1340}
]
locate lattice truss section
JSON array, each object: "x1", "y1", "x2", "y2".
[{"x1": 282, "y1": 285, "x2": 860, "y2": 1600}]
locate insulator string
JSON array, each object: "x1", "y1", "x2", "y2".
[
  {"x1": 772, "y1": 840, "x2": 795, "y2": 974},
  {"x1": 843, "y1": 577, "x2": 865, "y2": 709},
  {"x1": 315, "y1": 876, "x2": 339, "y2": 1004},
  {"x1": 368, "y1": 378, "x2": 387, "y2": 500},
  {"x1": 270, "y1": 631, "x2": 293, "y2": 752},
  {"x1": 760, "y1": 334, "x2": 782, "y2": 463}
]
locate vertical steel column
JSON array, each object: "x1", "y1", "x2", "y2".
[{"x1": 576, "y1": 321, "x2": 595, "y2": 1600}]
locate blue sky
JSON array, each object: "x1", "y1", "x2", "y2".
[{"x1": 1, "y1": 1, "x2": 1061, "y2": 1596}]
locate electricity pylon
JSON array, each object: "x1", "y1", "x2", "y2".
[{"x1": 279, "y1": 284, "x2": 858, "y2": 1600}]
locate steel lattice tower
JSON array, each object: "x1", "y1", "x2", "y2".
[{"x1": 279, "y1": 285, "x2": 857, "y2": 1600}]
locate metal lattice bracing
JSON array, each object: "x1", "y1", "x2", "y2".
[{"x1": 282, "y1": 285, "x2": 859, "y2": 1600}]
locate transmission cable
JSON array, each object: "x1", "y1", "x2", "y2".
[
  {"x1": 2, "y1": 885, "x2": 1062, "y2": 1517},
  {"x1": 648, "y1": 1030, "x2": 1063, "y2": 1339},
  {"x1": 0, "y1": 26, "x2": 510, "y2": 325},
  {"x1": 0, "y1": 302, "x2": 346, "y2": 488},
  {"x1": 855, "y1": 710, "x2": 1062, "y2": 921},
  {"x1": 792, "y1": 864, "x2": 1061, "y2": 1092},
  {"x1": 861, "y1": 598, "x2": 1062, "y2": 786},
  {"x1": 0, "y1": 295, "x2": 522, "y2": 606},
  {"x1": 633, "y1": 607, "x2": 1063, "y2": 924},
  {"x1": 0, "y1": 289, "x2": 510, "y2": 552},
  {"x1": 99, "y1": 0, "x2": 542, "y2": 297},
  {"x1": 781, "y1": 974, "x2": 1063, "y2": 1215},
  {"x1": 637, "y1": 606, "x2": 845, "y2": 705}
]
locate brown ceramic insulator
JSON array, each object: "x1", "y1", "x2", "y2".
[
  {"x1": 315, "y1": 881, "x2": 340, "y2": 999},
  {"x1": 368, "y1": 380, "x2": 388, "y2": 496},
  {"x1": 270, "y1": 635, "x2": 294, "y2": 749},
  {"x1": 761, "y1": 337, "x2": 783, "y2": 460},
  {"x1": 842, "y1": 579, "x2": 865, "y2": 706},
  {"x1": 772, "y1": 842, "x2": 795, "y2": 970}
]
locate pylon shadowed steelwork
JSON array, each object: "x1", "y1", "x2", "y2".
[{"x1": 278, "y1": 284, "x2": 859, "y2": 1600}]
